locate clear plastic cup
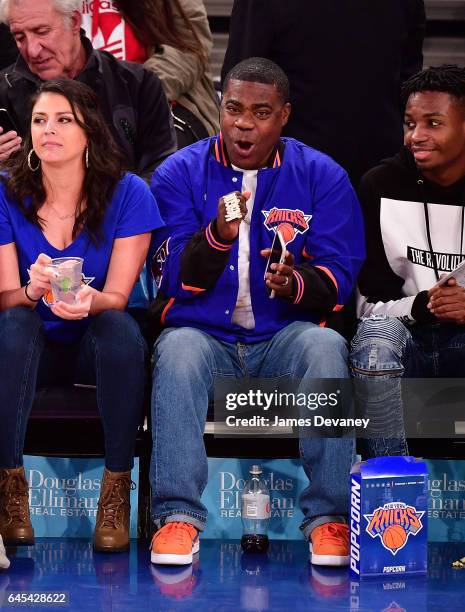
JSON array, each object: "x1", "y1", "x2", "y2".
[{"x1": 48, "y1": 257, "x2": 83, "y2": 304}]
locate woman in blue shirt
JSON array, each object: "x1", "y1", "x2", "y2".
[{"x1": 0, "y1": 79, "x2": 163, "y2": 553}]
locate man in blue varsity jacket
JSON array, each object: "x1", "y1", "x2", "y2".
[{"x1": 148, "y1": 58, "x2": 365, "y2": 567}]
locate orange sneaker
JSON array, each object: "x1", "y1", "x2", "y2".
[
  {"x1": 309, "y1": 523, "x2": 349, "y2": 567},
  {"x1": 150, "y1": 522, "x2": 199, "y2": 565}
]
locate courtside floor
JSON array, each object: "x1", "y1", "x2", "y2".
[{"x1": 1, "y1": 539, "x2": 464, "y2": 611}]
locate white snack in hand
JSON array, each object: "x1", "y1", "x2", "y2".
[{"x1": 223, "y1": 192, "x2": 243, "y2": 222}]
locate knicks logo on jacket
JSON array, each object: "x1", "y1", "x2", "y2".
[{"x1": 262, "y1": 207, "x2": 312, "y2": 244}]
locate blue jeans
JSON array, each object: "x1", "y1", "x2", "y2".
[
  {"x1": 0, "y1": 307, "x2": 147, "y2": 471},
  {"x1": 150, "y1": 321, "x2": 354, "y2": 537},
  {"x1": 350, "y1": 315, "x2": 465, "y2": 457}
]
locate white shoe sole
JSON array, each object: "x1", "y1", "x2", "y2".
[
  {"x1": 151, "y1": 540, "x2": 199, "y2": 565},
  {"x1": 309, "y1": 543, "x2": 349, "y2": 567}
]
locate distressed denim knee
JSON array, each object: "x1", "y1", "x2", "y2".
[
  {"x1": 350, "y1": 315, "x2": 410, "y2": 377},
  {"x1": 349, "y1": 315, "x2": 409, "y2": 458}
]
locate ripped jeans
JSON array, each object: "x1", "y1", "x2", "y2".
[{"x1": 349, "y1": 315, "x2": 465, "y2": 458}]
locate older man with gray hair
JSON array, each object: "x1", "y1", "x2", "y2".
[{"x1": 0, "y1": 0, "x2": 176, "y2": 177}]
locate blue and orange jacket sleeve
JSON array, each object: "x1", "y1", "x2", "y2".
[{"x1": 150, "y1": 158, "x2": 234, "y2": 299}]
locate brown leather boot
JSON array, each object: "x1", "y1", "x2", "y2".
[
  {"x1": 0, "y1": 467, "x2": 34, "y2": 546},
  {"x1": 93, "y1": 469, "x2": 132, "y2": 553}
]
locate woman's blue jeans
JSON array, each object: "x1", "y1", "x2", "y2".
[
  {"x1": 150, "y1": 321, "x2": 354, "y2": 538},
  {"x1": 350, "y1": 315, "x2": 465, "y2": 458},
  {"x1": 0, "y1": 307, "x2": 147, "y2": 471}
]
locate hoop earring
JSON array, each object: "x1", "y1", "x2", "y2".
[
  {"x1": 27, "y1": 149, "x2": 40, "y2": 172},
  {"x1": 85, "y1": 146, "x2": 89, "y2": 169}
]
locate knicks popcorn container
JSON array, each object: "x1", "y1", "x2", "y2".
[{"x1": 350, "y1": 456, "x2": 428, "y2": 578}]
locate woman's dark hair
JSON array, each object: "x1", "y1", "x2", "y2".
[
  {"x1": 1, "y1": 79, "x2": 123, "y2": 242},
  {"x1": 114, "y1": 0, "x2": 205, "y2": 64}
]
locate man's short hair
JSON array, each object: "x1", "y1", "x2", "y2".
[
  {"x1": 401, "y1": 64, "x2": 465, "y2": 110},
  {"x1": 222, "y1": 57, "x2": 290, "y2": 104},
  {"x1": 0, "y1": 0, "x2": 80, "y2": 25}
]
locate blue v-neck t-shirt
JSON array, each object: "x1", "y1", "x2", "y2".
[{"x1": 0, "y1": 172, "x2": 164, "y2": 343}]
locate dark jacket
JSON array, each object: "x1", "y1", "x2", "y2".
[
  {"x1": 222, "y1": 0, "x2": 425, "y2": 186},
  {"x1": 0, "y1": 25, "x2": 17, "y2": 71},
  {"x1": 0, "y1": 35, "x2": 177, "y2": 179},
  {"x1": 357, "y1": 147, "x2": 465, "y2": 324}
]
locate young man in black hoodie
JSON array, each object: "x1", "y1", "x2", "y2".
[{"x1": 350, "y1": 65, "x2": 465, "y2": 457}]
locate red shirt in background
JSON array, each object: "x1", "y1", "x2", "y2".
[{"x1": 81, "y1": 1, "x2": 148, "y2": 63}]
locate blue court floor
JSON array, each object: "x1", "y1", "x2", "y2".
[{"x1": 1, "y1": 539, "x2": 464, "y2": 611}]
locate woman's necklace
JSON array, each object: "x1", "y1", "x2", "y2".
[{"x1": 48, "y1": 201, "x2": 78, "y2": 221}]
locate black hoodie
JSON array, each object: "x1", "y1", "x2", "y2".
[{"x1": 357, "y1": 147, "x2": 465, "y2": 324}]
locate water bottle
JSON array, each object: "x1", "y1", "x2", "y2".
[{"x1": 241, "y1": 465, "x2": 270, "y2": 553}]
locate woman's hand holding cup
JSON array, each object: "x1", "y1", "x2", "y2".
[
  {"x1": 51, "y1": 285, "x2": 95, "y2": 320},
  {"x1": 27, "y1": 253, "x2": 54, "y2": 300}
]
